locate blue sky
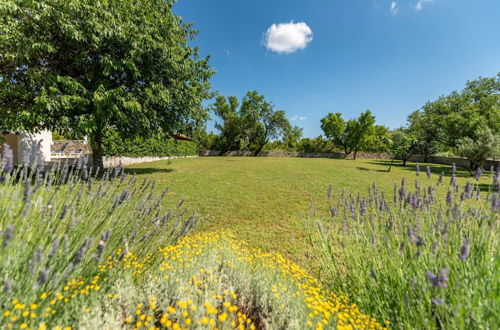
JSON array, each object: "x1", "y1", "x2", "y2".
[{"x1": 174, "y1": 0, "x2": 500, "y2": 137}]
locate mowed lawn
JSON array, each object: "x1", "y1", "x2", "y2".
[{"x1": 126, "y1": 157, "x2": 488, "y2": 269}]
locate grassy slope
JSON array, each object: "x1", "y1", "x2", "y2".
[{"x1": 126, "y1": 157, "x2": 488, "y2": 269}]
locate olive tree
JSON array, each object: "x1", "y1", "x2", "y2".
[{"x1": 457, "y1": 127, "x2": 500, "y2": 170}]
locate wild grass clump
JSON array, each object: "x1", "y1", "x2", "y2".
[
  {"x1": 0, "y1": 145, "x2": 199, "y2": 328},
  {"x1": 310, "y1": 165, "x2": 499, "y2": 329}
]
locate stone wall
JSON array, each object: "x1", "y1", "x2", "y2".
[
  {"x1": 408, "y1": 155, "x2": 499, "y2": 170},
  {"x1": 47, "y1": 155, "x2": 198, "y2": 168},
  {"x1": 199, "y1": 150, "x2": 389, "y2": 160},
  {"x1": 103, "y1": 155, "x2": 198, "y2": 167},
  {"x1": 199, "y1": 150, "x2": 498, "y2": 169}
]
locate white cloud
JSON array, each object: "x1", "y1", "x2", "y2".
[
  {"x1": 265, "y1": 21, "x2": 313, "y2": 54},
  {"x1": 290, "y1": 115, "x2": 307, "y2": 121},
  {"x1": 415, "y1": 0, "x2": 433, "y2": 11},
  {"x1": 390, "y1": 1, "x2": 399, "y2": 15},
  {"x1": 224, "y1": 49, "x2": 231, "y2": 56}
]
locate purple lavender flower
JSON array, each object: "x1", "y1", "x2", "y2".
[
  {"x1": 426, "y1": 166, "x2": 432, "y2": 178},
  {"x1": 415, "y1": 164, "x2": 420, "y2": 176},
  {"x1": 399, "y1": 187, "x2": 405, "y2": 202},
  {"x1": 407, "y1": 224, "x2": 415, "y2": 243},
  {"x1": 474, "y1": 168, "x2": 482, "y2": 181},
  {"x1": 426, "y1": 267, "x2": 448, "y2": 288},
  {"x1": 360, "y1": 199, "x2": 367, "y2": 216},
  {"x1": 464, "y1": 182, "x2": 472, "y2": 198},
  {"x1": 411, "y1": 195, "x2": 419, "y2": 209},
  {"x1": 450, "y1": 174, "x2": 457, "y2": 187},
  {"x1": 1, "y1": 144, "x2": 14, "y2": 174},
  {"x1": 2, "y1": 225, "x2": 13, "y2": 247},
  {"x1": 431, "y1": 298, "x2": 445, "y2": 305},
  {"x1": 459, "y1": 238, "x2": 470, "y2": 261},
  {"x1": 492, "y1": 195, "x2": 499, "y2": 212},
  {"x1": 438, "y1": 172, "x2": 444, "y2": 184},
  {"x1": 452, "y1": 163, "x2": 456, "y2": 174}
]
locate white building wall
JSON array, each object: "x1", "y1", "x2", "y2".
[{"x1": 18, "y1": 130, "x2": 53, "y2": 165}]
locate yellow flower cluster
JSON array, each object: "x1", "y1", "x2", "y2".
[
  {"x1": 137, "y1": 231, "x2": 387, "y2": 330},
  {"x1": 0, "y1": 231, "x2": 387, "y2": 329},
  {"x1": 1, "y1": 273, "x2": 110, "y2": 329},
  {"x1": 0, "y1": 252, "x2": 141, "y2": 329}
]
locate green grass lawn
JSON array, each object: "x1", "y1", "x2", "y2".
[{"x1": 126, "y1": 157, "x2": 490, "y2": 270}]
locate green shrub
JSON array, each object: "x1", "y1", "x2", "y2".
[
  {"x1": 296, "y1": 137, "x2": 337, "y2": 153},
  {"x1": 102, "y1": 131, "x2": 198, "y2": 157}
]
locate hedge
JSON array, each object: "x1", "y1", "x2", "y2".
[{"x1": 102, "y1": 131, "x2": 198, "y2": 157}]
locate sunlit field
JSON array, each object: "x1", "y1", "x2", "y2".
[{"x1": 126, "y1": 157, "x2": 493, "y2": 266}]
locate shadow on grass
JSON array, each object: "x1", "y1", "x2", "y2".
[
  {"x1": 356, "y1": 166, "x2": 388, "y2": 173},
  {"x1": 366, "y1": 160, "x2": 473, "y2": 177},
  {"x1": 477, "y1": 183, "x2": 498, "y2": 192},
  {"x1": 125, "y1": 168, "x2": 175, "y2": 175}
]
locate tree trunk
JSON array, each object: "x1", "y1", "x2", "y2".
[
  {"x1": 388, "y1": 158, "x2": 394, "y2": 172},
  {"x1": 89, "y1": 131, "x2": 104, "y2": 171},
  {"x1": 402, "y1": 159, "x2": 407, "y2": 166},
  {"x1": 469, "y1": 160, "x2": 475, "y2": 173},
  {"x1": 253, "y1": 143, "x2": 265, "y2": 156},
  {"x1": 353, "y1": 151, "x2": 358, "y2": 160},
  {"x1": 343, "y1": 146, "x2": 351, "y2": 159}
]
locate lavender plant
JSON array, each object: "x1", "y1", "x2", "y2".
[
  {"x1": 310, "y1": 165, "x2": 499, "y2": 329},
  {"x1": 0, "y1": 145, "x2": 200, "y2": 326}
]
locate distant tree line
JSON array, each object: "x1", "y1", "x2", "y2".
[
  {"x1": 391, "y1": 74, "x2": 500, "y2": 170},
  {"x1": 202, "y1": 74, "x2": 499, "y2": 170}
]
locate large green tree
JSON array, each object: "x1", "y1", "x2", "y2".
[
  {"x1": 407, "y1": 110, "x2": 440, "y2": 161},
  {"x1": 409, "y1": 74, "x2": 500, "y2": 151},
  {"x1": 0, "y1": 0, "x2": 214, "y2": 168},
  {"x1": 212, "y1": 91, "x2": 290, "y2": 155},
  {"x1": 320, "y1": 110, "x2": 376, "y2": 159}
]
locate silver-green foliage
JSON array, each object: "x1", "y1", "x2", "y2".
[
  {"x1": 457, "y1": 127, "x2": 500, "y2": 169},
  {"x1": 311, "y1": 173, "x2": 499, "y2": 329},
  {"x1": 0, "y1": 155, "x2": 199, "y2": 318}
]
